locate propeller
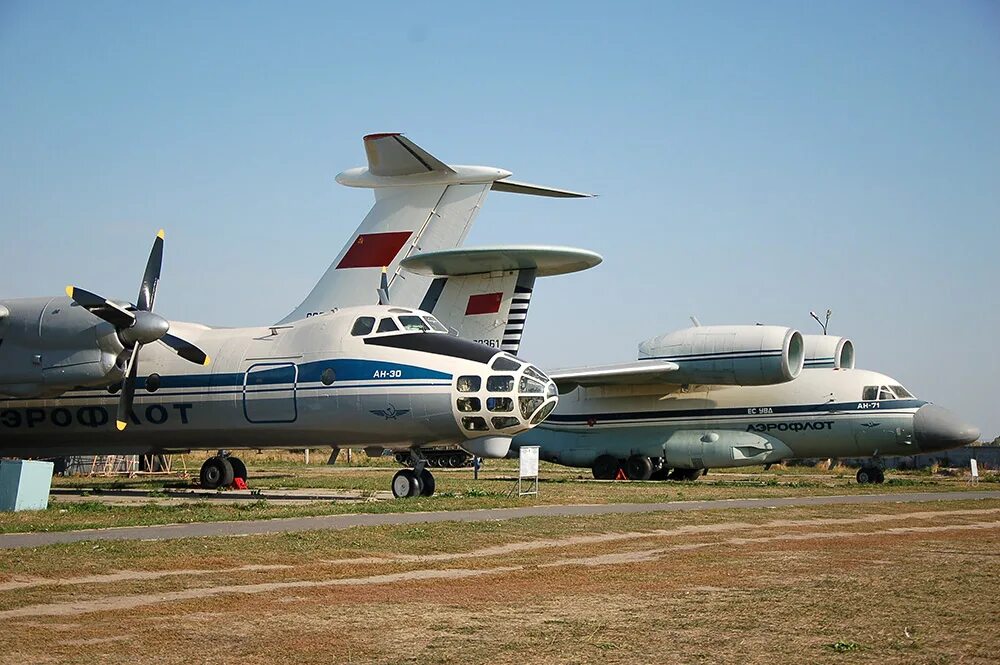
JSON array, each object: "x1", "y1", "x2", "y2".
[{"x1": 66, "y1": 229, "x2": 210, "y2": 431}]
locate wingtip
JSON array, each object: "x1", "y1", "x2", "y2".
[
  {"x1": 116, "y1": 420, "x2": 128, "y2": 431},
  {"x1": 156, "y1": 228, "x2": 165, "y2": 240}
]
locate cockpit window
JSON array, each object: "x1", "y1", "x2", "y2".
[
  {"x1": 519, "y1": 377, "x2": 545, "y2": 394},
  {"x1": 524, "y1": 366, "x2": 549, "y2": 382},
  {"x1": 423, "y1": 316, "x2": 448, "y2": 333},
  {"x1": 376, "y1": 318, "x2": 399, "y2": 333},
  {"x1": 487, "y1": 375, "x2": 514, "y2": 392},
  {"x1": 491, "y1": 356, "x2": 521, "y2": 371},
  {"x1": 862, "y1": 386, "x2": 878, "y2": 401},
  {"x1": 398, "y1": 315, "x2": 429, "y2": 332},
  {"x1": 878, "y1": 386, "x2": 895, "y2": 401},
  {"x1": 891, "y1": 385, "x2": 913, "y2": 398},
  {"x1": 351, "y1": 317, "x2": 375, "y2": 336}
]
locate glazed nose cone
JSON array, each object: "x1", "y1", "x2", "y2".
[{"x1": 913, "y1": 404, "x2": 980, "y2": 452}]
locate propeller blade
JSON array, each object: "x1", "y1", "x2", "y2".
[
  {"x1": 66, "y1": 286, "x2": 136, "y2": 329},
  {"x1": 137, "y1": 229, "x2": 164, "y2": 312},
  {"x1": 116, "y1": 343, "x2": 141, "y2": 431},
  {"x1": 160, "y1": 332, "x2": 211, "y2": 366},
  {"x1": 377, "y1": 266, "x2": 390, "y2": 305}
]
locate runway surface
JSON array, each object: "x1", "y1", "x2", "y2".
[{"x1": 3, "y1": 490, "x2": 998, "y2": 549}]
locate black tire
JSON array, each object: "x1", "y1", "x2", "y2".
[
  {"x1": 626, "y1": 455, "x2": 653, "y2": 481},
  {"x1": 680, "y1": 468, "x2": 702, "y2": 481},
  {"x1": 229, "y1": 456, "x2": 248, "y2": 481},
  {"x1": 200, "y1": 456, "x2": 234, "y2": 489},
  {"x1": 419, "y1": 469, "x2": 436, "y2": 497},
  {"x1": 592, "y1": 454, "x2": 620, "y2": 480},
  {"x1": 391, "y1": 469, "x2": 423, "y2": 498},
  {"x1": 856, "y1": 467, "x2": 872, "y2": 484},
  {"x1": 649, "y1": 467, "x2": 670, "y2": 481},
  {"x1": 873, "y1": 467, "x2": 885, "y2": 484}
]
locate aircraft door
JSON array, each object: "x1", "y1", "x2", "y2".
[{"x1": 243, "y1": 363, "x2": 298, "y2": 423}]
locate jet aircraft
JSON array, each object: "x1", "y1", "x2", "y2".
[
  {"x1": 511, "y1": 324, "x2": 980, "y2": 484},
  {"x1": 0, "y1": 134, "x2": 598, "y2": 497}
]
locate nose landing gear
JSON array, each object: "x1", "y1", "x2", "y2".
[{"x1": 391, "y1": 455, "x2": 436, "y2": 498}]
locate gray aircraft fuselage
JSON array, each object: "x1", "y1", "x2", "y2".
[{"x1": 512, "y1": 368, "x2": 979, "y2": 471}]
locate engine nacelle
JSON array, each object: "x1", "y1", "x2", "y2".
[
  {"x1": 638, "y1": 325, "x2": 804, "y2": 386},
  {"x1": 801, "y1": 334, "x2": 855, "y2": 369},
  {"x1": 0, "y1": 297, "x2": 124, "y2": 398}
]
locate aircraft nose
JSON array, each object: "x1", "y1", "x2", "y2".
[{"x1": 913, "y1": 404, "x2": 980, "y2": 452}]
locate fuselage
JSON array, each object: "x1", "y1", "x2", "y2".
[
  {"x1": 513, "y1": 368, "x2": 979, "y2": 470},
  {"x1": 0, "y1": 302, "x2": 559, "y2": 458}
]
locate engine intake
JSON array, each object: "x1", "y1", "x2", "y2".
[
  {"x1": 801, "y1": 334, "x2": 855, "y2": 369},
  {"x1": 638, "y1": 325, "x2": 804, "y2": 386}
]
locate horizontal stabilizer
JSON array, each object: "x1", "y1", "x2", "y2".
[
  {"x1": 400, "y1": 246, "x2": 602, "y2": 278},
  {"x1": 491, "y1": 179, "x2": 594, "y2": 198},
  {"x1": 363, "y1": 133, "x2": 455, "y2": 176},
  {"x1": 549, "y1": 360, "x2": 681, "y2": 393}
]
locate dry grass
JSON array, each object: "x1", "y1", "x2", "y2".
[{"x1": 0, "y1": 499, "x2": 997, "y2": 664}]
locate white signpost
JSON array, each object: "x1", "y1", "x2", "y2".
[
  {"x1": 970, "y1": 458, "x2": 979, "y2": 483},
  {"x1": 518, "y1": 446, "x2": 539, "y2": 496}
]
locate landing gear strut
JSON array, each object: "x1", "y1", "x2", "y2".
[
  {"x1": 199, "y1": 452, "x2": 247, "y2": 489},
  {"x1": 856, "y1": 465, "x2": 885, "y2": 485},
  {"x1": 391, "y1": 455, "x2": 436, "y2": 498}
]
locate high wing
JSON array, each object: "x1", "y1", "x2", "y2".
[
  {"x1": 279, "y1": 133, "x2": 593, "y2": 324},
  {"x1": 548, "y1": 360, "x2": 681, "y2": 393}
]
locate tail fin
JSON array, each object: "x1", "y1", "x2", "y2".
[
  {"x1": 279, "y1": 133, "x2": 593, "y2": 324},
  {"x1": 399, "y1": 246, "x2": 601, "y2": 355}
]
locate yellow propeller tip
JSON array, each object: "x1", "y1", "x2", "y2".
[
  {"x1": 65, "y1": 285, "x2": 74, "y2": 297},
  {"x1": 203, "y1": 356, "x2": 212, "y2": 366},
  {"x1": 381, "y1": 266, "x2": 387, "y2": 273},
  {"x1": 116, "y1": 420, "x2": 128, "y2": 431},
  {"x1": 157, "y1": 229, "x2": 165, "y2": 239}
]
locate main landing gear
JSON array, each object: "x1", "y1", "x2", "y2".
[
  {"x1": 591, "y1": 454, "x2": 703, "y2": 482},
  {"x1": 391, "y1": 455, "x2": 436, "y2": 498},
  {"x1": 855, "y1": 465, "x2": 885, "y2": 485},
  {"x1": 199, "y1": 452, "x2": 248, "y2": 489}
]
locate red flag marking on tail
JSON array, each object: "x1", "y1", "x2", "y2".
[
  {"x1": 465, "y1": 292, "x2": 504, "y2": 316},
  {"x1": 337, "y1": 232, "x2": 413, "y2": 269}
]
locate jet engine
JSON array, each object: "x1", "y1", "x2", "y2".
[
  {"x1": 637, "y1": 325, "x2": 804, "y2": 386},
  {"x1": 801, "y1": 334, "x2": 855, "y2": 369}
]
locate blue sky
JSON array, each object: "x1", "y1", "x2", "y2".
[{"x1": 2, "y1": 1, "x2": 998, "y2": 438}]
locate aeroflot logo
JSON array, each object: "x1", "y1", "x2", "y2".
[{"x1": 746, "y1": 421, "x2": 835, "y2": 433}]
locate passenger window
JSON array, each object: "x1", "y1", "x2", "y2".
[
  {"x1": 487, "y1": 375, "x2": 514, "y2": 392},
  {"x1": 878, "y1": 386, "x2": 895, "y2": 401},
  {"x1": 376, "y1": 318, "x2": 398, "y2": 333},
  {"x1": 457, "y1": 397, "x2": 481, "y2": 413},
  {"x1": 351, "y1": 317, "x2": 375, "y2": 336},
  {"x1": 462, "y1": 416, "x2": 489, "y2": 432},
  {"x1": 457, "y1": 376, "x2": 481, "y2": 393},
  {"x1": 519, "y1": 377, "x2": 545, "y2": 394},
  {"x1": 398, "y1": 315, "x2": 429, "y2": 332},
  {"x1": 491, "y1": 356, "x2": 521, "y2": 371},
  {"x1": 862, "y1": 386, "x2": 878, "y2": 401},
  {"x1": 491, "y1": 416, "x2": 520, "y2": 429},
  {"x1": 487, "y1": 396, "x2": 514, "y2": 412}
]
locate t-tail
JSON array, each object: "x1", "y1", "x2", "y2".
[
  {"x1": 399, "y1": 246, "x2": 602, "y2": 355},
  {"x1": 279, "y1": 133, "x2": 593, "y2": 324}
]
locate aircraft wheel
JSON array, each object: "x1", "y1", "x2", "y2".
[
  {"x1": 592, "y1": 455, "x2": 620, "y2": 480},
  {"x1": 873, "y1": 467, "x2": 885, "y2": 484},
  {"x1": 200, "y1": 456, "x2": 234, "y2": 489},
  {"x1": 856, "y1": 467, "x2": 873, "y2": 484},
  {"x1": 679, "y1": 468, "x2": 702, "y2": 481},
  {"x1": 626, "y1": 455, "x2": 653, "y2": 481},
  {"x1": 419, "y1": 469, "x2": 436, "y2": 497},
  {"x1": 391, "y1": 469, "x2": 423, "y2": 498},
  {"x1": 229, "y1": 456, "x2": 248, "y2": 481}
]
